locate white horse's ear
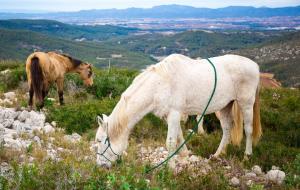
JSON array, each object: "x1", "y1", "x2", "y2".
[
  {"x1": 102, "y1": 114, "x2": 109, "y2": 122},
  {"x1": 97, "y1": 115, "x2": 104, "y2": 126}
]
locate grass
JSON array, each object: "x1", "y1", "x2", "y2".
[{"x1": 0, "y1": 62, "x2": 299, "y2": 189}]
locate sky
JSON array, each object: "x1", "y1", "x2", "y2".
[{"x1": 0, "y1": 0, "x2": 299, "y2": 12}]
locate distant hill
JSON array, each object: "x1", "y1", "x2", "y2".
[
  {"x1": 232, "y1": 32, "x2": 300, "y2": 87},
  {"x1": 0, "y1": 19, "x2": 139, "y2": 41},
  {"x1": 106, "y1": 30, "x2": 283, "y2": 58},
  {"x1": 0, "y1": 5, "x2": 299, "y2": 19},
  {"x1": 0, "y1": 28, "x2": 155, "y2": 68}
]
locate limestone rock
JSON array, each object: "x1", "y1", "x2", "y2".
[
  {"x1": 4, "y1": 92, "x2": 16, "y2": 101},
  {"x1": 230, "y1": 177, "x2": 240, "y2": 186},
  {"x1": 252, "y1": 165, "x2": 263, "y2": 175},
  {"x1": 266, "y1": 169, "x2": 285, "y2": 184}
]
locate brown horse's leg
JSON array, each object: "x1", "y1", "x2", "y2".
[
  {"x1": 56, "y1": 79, "x2": 64, "y2": 105},
  {"x1": 42, "y1": 82, "x2": 49, "y2": 100},
  {"x1": 28, "y1": 83, "x2": 34, "y2": 109}
]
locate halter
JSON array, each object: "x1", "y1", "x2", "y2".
[{"x1": 96, "y1": 136, "x2": 121, "y2": 163}]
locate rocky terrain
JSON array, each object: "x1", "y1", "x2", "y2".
[
  {"x1": 0, "y1": 98, "x2": 287, "y2": 189},
  {"x1": 137, "y1": 146, "x2": 286, "y2": 188}
]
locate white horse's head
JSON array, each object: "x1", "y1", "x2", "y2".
[{"x1": 95, "y1": 114, "x2": 121, "y2": 168}]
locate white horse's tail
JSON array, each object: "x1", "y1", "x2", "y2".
[
  {"x1": 230, "y1": 87, "x2": 262, "y2": 146},
  {"x1": 252, "y1": 87, "x2": 262, "y2": 145},
  {"x1": 230, "y1": 101, "x2": 243, "y2": 146}
]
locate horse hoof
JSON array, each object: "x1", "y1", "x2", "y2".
[
  {"x1": 243, "y1": 154, "x2": 250, "y2": 161},
  {"x1": 209, "y1": 154, "x2": 217, "y2": 160}
]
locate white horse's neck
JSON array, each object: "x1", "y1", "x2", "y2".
[{"x1": 107, "y1": 86, "x2": 154, "y2": 154}]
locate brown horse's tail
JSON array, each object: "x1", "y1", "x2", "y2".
[
  {"x1": 30, "y1": 56, "x2": 44, "y2": 103},
  {"x1": 230, "y1": 87, "x2": 262, "y2": 146}
]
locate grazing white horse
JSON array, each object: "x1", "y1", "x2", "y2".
[{"x1": 95, "y1": 54, "x2": 262, "y2": 168}]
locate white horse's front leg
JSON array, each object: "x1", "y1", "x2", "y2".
[
  {"x1": 166, "y1": 110, "x2": 181, "y2": 169},
  {"x1": 177, "y1": 126, "x2": 190, "y2": 157}
]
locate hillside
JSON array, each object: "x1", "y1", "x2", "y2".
[
  {"x1": 0, "y1": 62, "x2": 299, "y2": 189},
  {"x1": 0, "y1": 28, "x2": 155, "y2": 68},
  {"x1": 107, "y1": 30, "x2": 285, "y2": 58},
  {"x1": 0, "y1": 19, "x2": 139, "y2": 41},
  {"x1": 231, "y1": 31, "x2": 300, "y2": 87}
]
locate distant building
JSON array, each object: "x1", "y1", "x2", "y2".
[{"x1": 111, "y1": 54, "x2": 123, "y2": 58}]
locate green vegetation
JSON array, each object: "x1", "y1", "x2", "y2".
[
  {"x1": 105, "y1": 30, "x2": 283, "y2": 58},
  {"x1": 0, "y1": 19, "x2": 139, "y2": 41},
  {"x1": 0, "y1": 61, "x2": 26, "y2": 92},
  {"x1": 0, "y1": 28, "x2": 155, "y2": 68}
]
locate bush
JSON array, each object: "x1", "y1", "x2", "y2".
[
  {"x1": 0, "y1": 63, "x2": 26, "y2": 91},
  {"x1": 47, "y1": 98, "x2": 118, "y2": 134},
  {"x1": 86, "y1": 68, "x2": 137, "y2": 98}
]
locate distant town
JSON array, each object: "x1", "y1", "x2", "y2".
[{"x1": 71, "y1": 16, "x2": 300, "y2": 30}]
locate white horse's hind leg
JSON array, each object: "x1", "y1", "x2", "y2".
[
  {"x1": 196, "y1": 115, "x2": 205, "y2": 134},
  {"x1": 213, "y1": 102, "x2": 233, "y2": 157},
  {"x1": 241, "y1": 104, "x2": 254, "y2": 157},
  {"x1": 166, "y1": 110, "x2": 181, "y2": 168}
]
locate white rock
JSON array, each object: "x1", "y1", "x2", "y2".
[
  {"x1": 64, "y1": 133, "x2": 81, "y2": 143},
  {"x1": 3, "y1": 99, "x2": 13, "y2": 105},
  {"x1": 51, "y1": 121, "x2": 57, "y2": 127},
  {"x1": 33, "y1": 136, "x2": 41, "y2": 146},
  {"x1": 2, "y1": 119, "x2": 14, "y2": 128},
  {"x1": 47, "y1": 149, "x2": 58, "y2": 160},
  {"x1": 12, "y1": 120, "x2": 31, "y2": 134},
  {"x1": 28, "y1": 156, "x2": 35, "y2": 163},
  {"x1": 266, "y1": 169, "x2": 285, "y2": 184},
  {"x1": 3, "y1": 138, "x2": 22, "y2": 150},
  {"x1": 43, "y1": 124, "x2": 55, "y2": 134},
  {"x1": 0, "y1": 69, "x2": 11, "y2": 75},
  {"x1": 189, "y1": 155, "x2": 199, "y2": 162},
  {"x1": 245, "y1": 172, "x2": 257, "y2": 178},
  {"x1": 25, "y1": 111, "x2": 46, "y2": 129},
  {"x1": 252, "y1": 165, "x2": 262, "y2": 175},
  {"x1": 0, "y1": 108, "x2": 19, "y2": 121},
  {"x1": 18, "y1": 110, "x2": 30, "y2": 122},
  {"x1": 4, "y1": 92, "x2": 16, "y2": 101},
  {"x1": 246, "y1": 180, "x2": 253, "y2": 186},
  {"x1": 230, "y1": 177, "x2": 240, "y2": 186},
  {"x1": 0, "y1": 123, "x2": 5, "y2": 133},
  {"x1": 271, "y1": 166, "x2": 280, "y2": 170}
]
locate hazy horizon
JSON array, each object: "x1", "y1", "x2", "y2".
[{"x1": 0, "y1": 0, "x2": 299, "y2": 13}]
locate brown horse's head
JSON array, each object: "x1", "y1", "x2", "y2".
[{"x1": 77, "y1": 63, "x2": 93, "y2": 86}]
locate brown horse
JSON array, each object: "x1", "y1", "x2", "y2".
[{"x1": 26, "y1": 51, "x2": 93, "y2": 108}]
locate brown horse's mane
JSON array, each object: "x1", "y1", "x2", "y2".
[{"x1": 48, "y1": 51, "x2": 83, "y2": 68}]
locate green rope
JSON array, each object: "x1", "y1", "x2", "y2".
[{"x1": 145, "y1": 58, "x2": 218, "y2": 173}]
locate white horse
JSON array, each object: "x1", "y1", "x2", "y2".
[{"x1": 95, "y1": 54, "x2": 262, "y2": 168}]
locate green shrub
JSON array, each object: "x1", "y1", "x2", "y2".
[
  {"x1": 0, "y1": 64, "x2": 26, "y2": 91},
  {"x1": 86, "y1": 68, "x2": 137, "y2": 98},
  {"x1": 47, "y1": 98, "x2": 117, "y2": 134}
]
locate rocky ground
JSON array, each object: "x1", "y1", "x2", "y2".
[
  {"x1": 137, "y1": 145, "x2": 286, "y2": 188},
  {"x1": 0, "y1": 91, "x2": 287, "y2": 189}
]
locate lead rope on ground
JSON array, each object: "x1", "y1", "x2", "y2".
[{"x1": 145, "y1": 58, "x2": 218, "y2": 173}]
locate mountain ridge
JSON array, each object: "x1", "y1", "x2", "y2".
[{"x1": 0, "y1": 5, "x2": 299, "y2": 19}]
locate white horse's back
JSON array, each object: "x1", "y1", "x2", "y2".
[{"x1": 148, "y1": 54, "x2": 259, "y2": 117}]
